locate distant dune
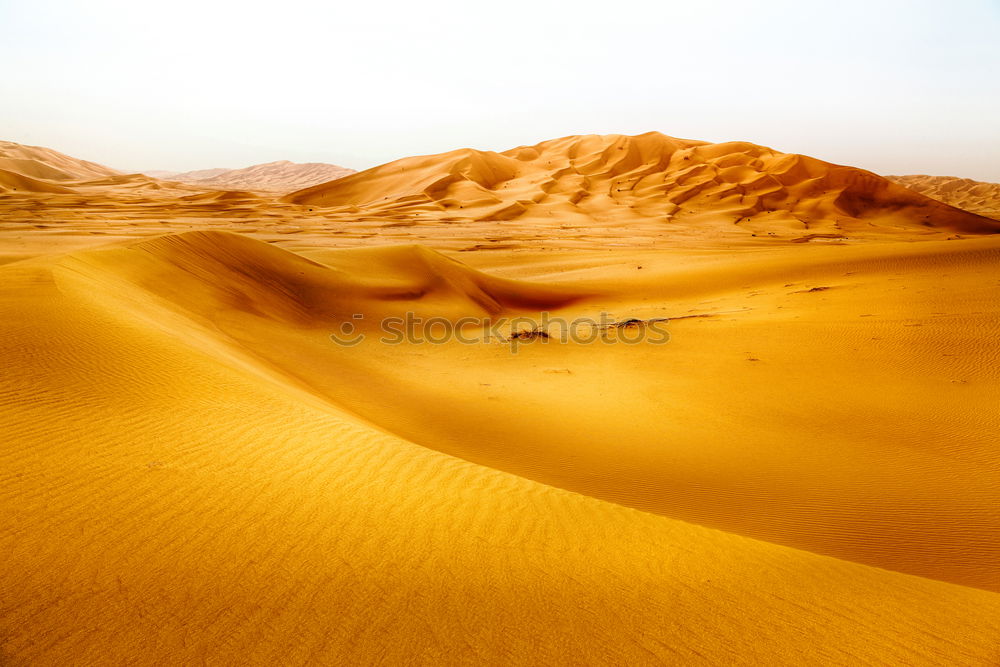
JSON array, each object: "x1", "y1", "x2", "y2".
[
  {"x1": 140, "y1": 169, "x2": 187, "y2": 179},
  {"x1": 888, "y1": 174, "x2": 1000, "y2": 220},
  {"x1": 152, "y1": 160, "x2": 355, "y2": 193},
  {"x1": 0, "y1": 140, "x2": 354, "y2": 196},
  {"x1": 285, "y1": 132, "x2": 1000, "y2": 238},
  {"x1": 0, "y1": 139, "x2": 121, "y2": 182}
]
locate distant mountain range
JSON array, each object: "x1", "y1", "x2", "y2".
[{"x1": 1, "y1": 140, "x2": 355, "y2": 195}]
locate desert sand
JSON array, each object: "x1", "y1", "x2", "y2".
[{"x1": 1, "y1": 134, "x2": 999, "y2": 665}]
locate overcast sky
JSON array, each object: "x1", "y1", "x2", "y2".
[{"x1": 2, "y1": 0, "x2": 998, "y2": 180}]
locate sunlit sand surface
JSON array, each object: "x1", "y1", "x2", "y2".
[{"x1": 2, "y1": 135, "x2": 999, "y2": 664}]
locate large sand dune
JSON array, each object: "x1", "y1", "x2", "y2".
[
  {"x1": 286, "y1": 132, "x2": 999, "y2": 238},
  {"x1": 2, "y1": 136, "x2": 999, "y2": 664}
]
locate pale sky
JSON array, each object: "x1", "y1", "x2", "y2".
[{"x1": 2, "y1": 0, "x2": 998, "y2": 180}]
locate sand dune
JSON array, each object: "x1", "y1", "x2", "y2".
[
  {"x1": 2, "y1": 136, "x2": 1000, "y2": 664},
  {"x1": 0, "y1": 167, "x2": 77, "y2": 193},
  {"x1": 55, "y1": 230, "x2": 1000, "y2": 592},
  {"x1": 1, "y1": 230, "x2": 998, "y2": 664},
  {"x1": 147, "y1": 166, "x2": 229, "y2": 181},
  {"x1": 286, "y1": 132, "x2": 1000, "y2": 237},
  {"x1": 888, "y1": 174, "x2": 1000, "y2": 220},
  {"x1": 3, "y1": 135, "x2": 997, "y2": 262},
  {"x1": 0, "y1": 139, "x2": 121, "y2": 181},
  {"x1": 152, "y1": 160, "x2": 355, "y2": 192}
]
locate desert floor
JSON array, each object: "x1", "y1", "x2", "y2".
[{"x1": 1, "y1": 137, "x2": 999, "y2": 664}]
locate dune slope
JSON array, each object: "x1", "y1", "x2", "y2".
[
  {"x1": 0, "y1": 167, "x2": 77, "y2": 194},
  {"x1": 1, "y1": 231, "x2": 999, "y2": 665},
  {"x1": 0, "y1": 140, "x2": 121, "y2": 181},
  {"x1": 48, "y1": 231, "x2": 1000, "y2": 594}
]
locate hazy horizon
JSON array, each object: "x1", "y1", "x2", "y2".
[{"x1": 3, "y1": 0, "x2": 998, "y2": 180}]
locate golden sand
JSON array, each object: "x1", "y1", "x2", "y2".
[{"x1": 1, "y1": 136, "x2": 998, "y2": 664}]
